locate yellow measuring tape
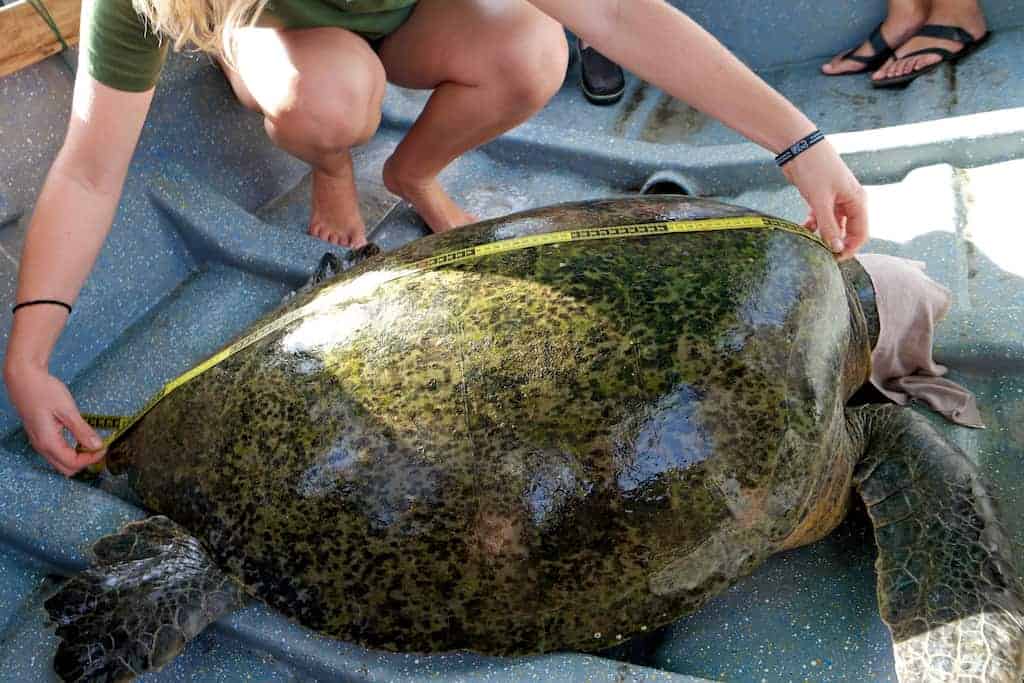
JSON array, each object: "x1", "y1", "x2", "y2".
[{"x1": 82, "y1": 215, "x2": 823, "y2": 448}]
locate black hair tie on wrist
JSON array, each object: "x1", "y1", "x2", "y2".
[
  {"x1": 12, "y1": 299, "x2": 73, "y2": 315},
  {"x1": 775, "y1": 129, "x2": 825, "y2": 167}
]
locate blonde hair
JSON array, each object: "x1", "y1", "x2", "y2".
[{"x1": 131, "y1": 0, "x2": 269, "y2": 64}]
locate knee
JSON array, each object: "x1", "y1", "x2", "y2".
[
  {"x1": 493, "y1": 21, "x2": 568, "y2": 113},
  {"x1": 265, "y1": 58, "x2": 385, "y2": 152}
]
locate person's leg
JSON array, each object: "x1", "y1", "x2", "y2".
[
  {"x1": 821, "y1": 0, "x2": 930, "y2": 75},
  {"x1": 222, "y1": 27, "x2": 387, "y2": 247},
  {"x1": 871, "y1": 0, "x2": 987, "y2": 82},
  {"x1": 376, "y1": 0, "x2": 569, "y2": 232}
]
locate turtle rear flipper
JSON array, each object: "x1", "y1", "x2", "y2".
[
  {"x1": 45, "y1": 516, "x2": 247, "y2": 682},
  {"x1": 850, "y1": 405, "x2": 1024, "y2": 682}
]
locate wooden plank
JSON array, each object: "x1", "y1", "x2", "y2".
[{"x1": 0, "y1": 0, "x2": 81, "y2": 78}]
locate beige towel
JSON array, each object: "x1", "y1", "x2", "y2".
[{"x1": 855, "y1": 253, "x2": 984, "y2": 428}]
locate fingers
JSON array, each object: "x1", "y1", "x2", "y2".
[
  {"x1": 29, "y1": 423, "x2": 75, "y2": 476},
  {"x1": 6, "y1": 366, "x2": 107, "y2": 476},
  {"x1": 29, "y1": 416, "x2": 104, "y2": 477},
  {"x1": 60, "y1": 405, "x2": 104, "y2": 453},
  {"x1": 28, "y1": 396, "x2": 106, "y2": 476},
  {"x1": 783, "y1": 139, "x2": 869, "y2": 259},
  {"x1": 837, "y1": 191, "x2": 870, "y2": 261},
  {"x1": 809, "y1": 198, "x2": 846, "y2": 256}
]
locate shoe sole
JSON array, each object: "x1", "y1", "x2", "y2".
[
  {"x1": 872, "y1": 31, "x2": 991, "y2": 89},
  {"x1": 580, "y1": 78, "x2": 625, "y2": 106}
]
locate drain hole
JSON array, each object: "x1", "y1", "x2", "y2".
[
  {"x1": 643, "y1": 181, "x2": 689, "y2": 196},
  {"x1": 640, "y1": 171, "x2": 691, "y2": 196}
]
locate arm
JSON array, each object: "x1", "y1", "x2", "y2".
[
  {"x1": 530, "y1": 0, "x2": 868, "y2": 259},
  {"x1": 3, "y1": 72, "x2": 154, "y2": 476}
]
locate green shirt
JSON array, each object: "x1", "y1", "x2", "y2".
[{"x1": 81, "y1": 0, "x2": 418, "y2": 92}]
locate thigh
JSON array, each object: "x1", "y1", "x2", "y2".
[
  {"x1": 377, "y1": 0, "x2": 567, "y2": 89},
  {"x1": 226, "y1": 26, "x2": 386, "y2": 117}
]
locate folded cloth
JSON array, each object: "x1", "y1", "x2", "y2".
[{"x1": 855, "y1": 253, "x2": 985, "y2": 428}]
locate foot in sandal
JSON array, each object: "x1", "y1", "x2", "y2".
[
  {"x1": 821, "y1": 1, "x2": 927, "y2": 76},
  {"x1": 871, "y1": 0, "x2": 988, "y2": 87}
]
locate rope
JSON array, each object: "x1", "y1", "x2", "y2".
[{"x1": 26, "y1": 0, "x2": 69, "y2": 53}]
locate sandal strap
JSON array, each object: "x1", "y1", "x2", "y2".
[
  {"x1": 914, "y1": 24, "x2": 977, "y2": 45},
  {"x1": 867, "y1": 22, "x2": 893, "y2": 55},
  {"x1": 840, "y1": 49, "x2": 878, "y2": 66},
  {"x1": 839, "y1": 22, "x2": 893, "y2": 68},
  {"x1": 898, "y1": 46, "x2": 957, "y2": 61}
]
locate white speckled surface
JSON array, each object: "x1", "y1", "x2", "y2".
[{"x1": 1, "y1": 5, "x2": 1022, "y2": 681}]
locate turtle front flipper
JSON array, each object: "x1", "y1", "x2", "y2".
[
  {"x1": 44, "y1": 516, "x2": 247, "y2": 682},
  {"x1": 849, "y1": 405, "x2": 1024, "y2": 682},
  {"x1": 301, "y1": 244, "x2": 382, "y2": 292}
]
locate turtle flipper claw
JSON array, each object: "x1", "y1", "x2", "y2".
[
  {"x1": 45, "y1": 516, "x2": 246, "y2": 682},
  {"x1": 300, "y1": 244, "x2": 381, "y2": 294},
  {"x1": 306, "y1": 252, "x2": 345, "y2": 291}
]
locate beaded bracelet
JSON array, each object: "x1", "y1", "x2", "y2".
[
  {"x1": 11, "y1": 299, "x2": 72, "y2": 315},
  {"x1": 775, "y1": 130, "x2": 825, "y2": 167}
]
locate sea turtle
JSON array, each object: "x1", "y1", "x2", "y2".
[{"x1": 46, "y1": 197, "x2": 1023, "y2": 682}]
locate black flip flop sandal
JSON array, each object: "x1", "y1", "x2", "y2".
[
  {"x1": 578, "y1": 43, "x2": 625, "y2": 105},
  {"x1": 872, "y1": 24, "x2": 991, "y2": 89},
  {"x1": 826, "y1": 22, "x2": 894, "y2": 76}
]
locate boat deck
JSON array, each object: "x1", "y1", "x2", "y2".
[{"x1": 1, "y1": 3, "x2": 1022, "y2": 680}]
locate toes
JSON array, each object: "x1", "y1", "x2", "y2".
[
  {"x1": 822, "y1": 56, "x2": 846, "y2": 75},
  {"x1": 918, "y1": 54, "x2": 939, "y2": 72},
  {"x1": 310, "y1": 226, "x2": 335, "y2": 245},
  {"x1": 872, "y1": 58, "x2": 895, "y2": 81},
  {"x1": 309, "y1": 220, "x2": 365, "y2": 247},
  {"x1": 822, "y1": 53, "x2": 858, "y2": 76}
]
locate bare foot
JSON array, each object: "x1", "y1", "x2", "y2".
[
  {"x1": 308, "y1": 169, "x2": 368, "y2": 248},
  {"x1": 821, "y1": 5, "x2": 928, "y2": 76},
  {"x1": 872, "y1": 3, "x2": 987, "y2": 83},
  {"x1": 382, "y1": 157, "x2": 477, "y2": 233}
]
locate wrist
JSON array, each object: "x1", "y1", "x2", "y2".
[
  {"x1": 3, "y1": 356, "x2": 48, "y2": 403},
  {"x1": 774, "y1": 130, "x2": 825, "y2": 168},
  {"x1": 778, "y1": 138, "x2": 835, "y2": 185},
  {"x1": 6, "y1": 300, "x2": 69, "y2": 373},
  {"x1": 3, "y1": 351, "x2": 48, "y2": 380},
  {"x1": 764, "y1": 115, "x2": 819, "y2": 157},
  {"x1": 5, "y1": 327, "x2": 57, "y2": 379}
]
